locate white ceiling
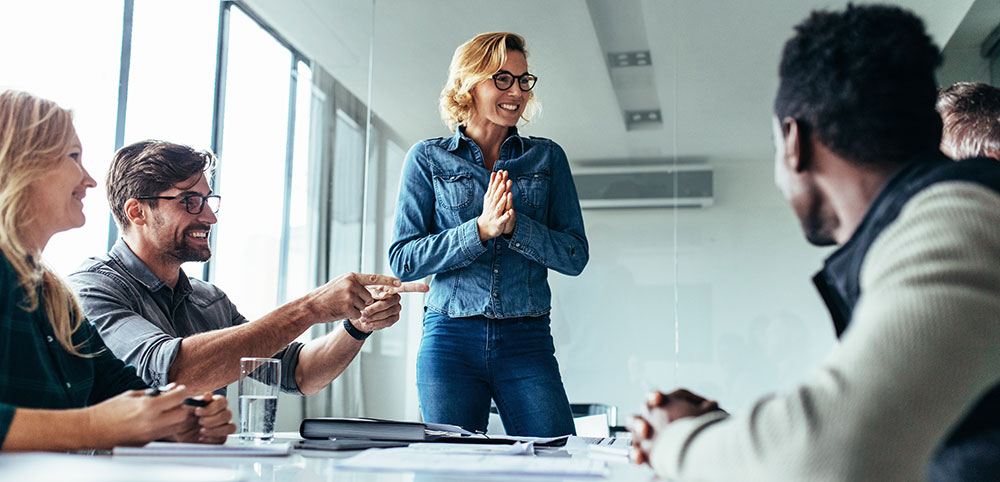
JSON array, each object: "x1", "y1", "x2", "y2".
[{"x1": 244, "y1": 0, "x2": 983, "y2": 165}]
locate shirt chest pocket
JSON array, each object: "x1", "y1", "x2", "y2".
[
  {"x1": 432, "y1": 173, "x2": 475, "y2": 210},
  {"x1": 516, "y1": 171, "x2": 550, "y2": 209}
]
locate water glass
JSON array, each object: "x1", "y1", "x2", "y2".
[{"x1": 239, "y1": 357, "x2": 280, "y2": 443}]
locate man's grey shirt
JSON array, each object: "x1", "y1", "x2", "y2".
[{"x1": 68, "y1": 239, "x2": 303, "y2": 395}]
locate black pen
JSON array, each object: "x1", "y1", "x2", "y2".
[{"x1": 144, "y1": 386, "x2": 211, "y2": 407}]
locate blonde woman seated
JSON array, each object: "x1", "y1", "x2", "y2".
[{"x1": 0, "y1": 90, "x2": 235, "y2": 450}]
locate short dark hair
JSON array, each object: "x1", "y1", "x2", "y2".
[
  {"x1": 937, "y1": 82, "x2": 1000, "y2": 159},
  {"x1": 774, "y1": 4, "x2": 943, "y2": 165},
  {"x1": 106, "y1": 140, "x2": 215, "y2": 230}
]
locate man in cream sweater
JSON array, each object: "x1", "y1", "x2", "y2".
[{"x1": 629, "y1": 5, "x2": 1000, "y2": 482}]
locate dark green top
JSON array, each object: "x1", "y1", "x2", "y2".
[{"x1": 0, "y1": 253, "x2": 146, "y2": 447}]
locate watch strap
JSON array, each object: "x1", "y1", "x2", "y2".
[{"x1": 342, "y1": 318, "x2": 371, "y2": 340}]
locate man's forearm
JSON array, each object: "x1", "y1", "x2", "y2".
[
  {"x1": 293, "y1": 325, "x2": 364, "y2": 395},
  {"x1": 168, "y1": 297, "x2": 317, "y2": 393}
]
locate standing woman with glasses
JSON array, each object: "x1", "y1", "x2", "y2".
[
  {"x1": 0, "y1": 90, "x2": 235, "y2": 450},
  {"x1": 389, "y1": 32, "x2": 588, "y2": 436}
]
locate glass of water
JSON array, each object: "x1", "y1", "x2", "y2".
[{"x1": 239, "y1": 357, "x2": 280, "y2": 443}]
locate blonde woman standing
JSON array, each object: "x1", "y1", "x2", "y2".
[
  {"x1": 389, "y1": 33, "x2": 588, "y2": 436},
  {"x1": 0, "y1": 90, "x2": 234, "y2": 450}
]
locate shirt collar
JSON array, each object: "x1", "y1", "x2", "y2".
[
  {"x1": 110, "y1": 238, "x2": 192, "y2": 296},
  {"x1": 447, "y1": 125, "x2": 525, "y2": 153}
]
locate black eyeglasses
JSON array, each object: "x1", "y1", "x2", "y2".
[
  {"x1": 492, "y1": 71, "x2": 538, "y2": 91},
  {"x1": 137, "y1": 194, "x2": 221, "y2": 215}
]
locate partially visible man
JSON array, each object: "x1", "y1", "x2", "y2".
[
  {"x1": 68, "y1": 141, "x2": 427, "y2": 397},
  {"x1": 629, "y1": 5, "x2": 1000, "y2": 482},
  {"x1": 937, "y1": 81, "x2": 1000, "y2": 160}
]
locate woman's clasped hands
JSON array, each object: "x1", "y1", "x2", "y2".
[{"x1": 476, "y1": 170, "x2": 516, "y2": 241}]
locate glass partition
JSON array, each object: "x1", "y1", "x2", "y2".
[
  {"x1": 355, "y1": 0, "x2": 985, "y2": 428},
  {"x1": 3, "y1": 0, "x2": 992, "y2": 433}
]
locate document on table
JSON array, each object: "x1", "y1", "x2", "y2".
[
  {"x1": 337, "y1": 447, "x2": 608, "y2": 477},
  {"x1": 113, "y1": 441, "x2": 291, "y2": 457},
  {"x1": 407, "y1": 441, "x2": 535, "y2": 455}
]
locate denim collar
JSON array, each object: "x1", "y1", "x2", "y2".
[
  {"x1": 109, "y1": 238, "x2": 192, "y2": 296},
  {"x1": 447, "y1": 125, "x2": 525, "y2": 153}
]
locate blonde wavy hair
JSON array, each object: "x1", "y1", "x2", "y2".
[
  {"x1": 439, "y1": 32, "x2": 540, "y2": 131},
  {"x1": 0, "y1": 90, "x2": 89, "y2": 356}
]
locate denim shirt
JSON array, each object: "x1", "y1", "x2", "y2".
[
  {"x1": 389, "y1": 127, "x2": 588, "y2": 318},
  {"x1": 67, "y1": 239, "x2": 303, "y2": 395}
]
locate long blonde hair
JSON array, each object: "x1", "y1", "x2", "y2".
[
  {"x1": 439, "y1": 32, "x2": 541, "y2": 130},
  {"x1": 0, "y1": 90, "x2": 88, "y2": 356}
]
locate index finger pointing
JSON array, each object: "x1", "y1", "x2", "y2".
[
  {"x1": 357, "y1": 273, "x2": 402, "y2": 287},
  {"x1": 396, "y1": 282, "x2": 429, "y2": 293}
]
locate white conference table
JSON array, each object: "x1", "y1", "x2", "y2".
[{"x1": 0, "y1": 433, "x2": 657, "y2": 482}]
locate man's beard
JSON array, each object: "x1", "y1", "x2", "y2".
[{"x1": 165, "y1": 226, "x2": 212, "y2": 262}]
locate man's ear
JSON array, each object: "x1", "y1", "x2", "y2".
[
  {"x1": 780, "y1": 117, "x2": 808, "y2": 173},
  {"x1": 124, "y1": 198, "x2": 147, "y2": 227},
  {"x1": 986, "y1": 151, "x2": 1000, "y2": 162}
]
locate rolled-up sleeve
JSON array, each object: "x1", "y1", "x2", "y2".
[
  {"x1": 69, "y1": 270, "x2": 181, "y2": 388},
  {"x1": 273, "y1": 342, "x2": 304, "y2": 395}
]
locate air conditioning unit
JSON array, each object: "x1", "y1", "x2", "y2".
[{"x1": 571, "y1": 164, "x2": 714, "y2": 209}]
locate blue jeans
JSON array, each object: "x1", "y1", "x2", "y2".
[{"x1": 416, "y1": 311, "x2": 576, "y2": 437}]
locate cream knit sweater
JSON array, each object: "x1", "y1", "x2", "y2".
[{"x1": 649, "y1": 182, "x2": 1000, "y2": 482}]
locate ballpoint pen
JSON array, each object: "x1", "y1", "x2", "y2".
[{"x1": 144, "y1": 386, "x2": 211, "y2": 407}]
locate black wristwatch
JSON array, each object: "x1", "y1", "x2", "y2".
[{"x1": 343, "y1": 318, "x2": 371, "y2": 340}]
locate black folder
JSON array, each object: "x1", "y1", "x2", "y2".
[{"x1": 299, "y1": 417, "x2": 570, "y2": 447}]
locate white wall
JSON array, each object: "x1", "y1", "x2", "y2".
[{"x1": 940, "y1": 47, "x2": 992, "y2": 86}]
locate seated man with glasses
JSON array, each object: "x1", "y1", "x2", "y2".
[{"x1": 68, "y1": 140, "x2": 427, "y2": 397}]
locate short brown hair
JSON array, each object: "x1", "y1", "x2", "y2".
[
  {"x1": 439, "y1": 32, "x2": 540, "y2": 130},
  {"x1": 937, "y1": 82, "x2": 1000, "y2": 159},
  {"x1": 106, "y1": 140, "x2": 215, "y2": 231}
]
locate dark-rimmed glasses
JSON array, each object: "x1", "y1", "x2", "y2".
[
  {"x1": 137, "y1": 194, "x2": 221, "y2": 215},
  {"x1": 492, "y1": 71, "x2": 538, "y2": 91}
]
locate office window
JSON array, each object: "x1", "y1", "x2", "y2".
[
  {"x1": 122, "y1": 0, "x2": 219, "y2": 279},
  {"x1": 283, "y1": 61, "x2": 316, "y2": 305},
  {"x1": 0, "y1": 2, "x2": 124, "y2": 275},
  {"x1": 210, "y1": 7, "x2": 295, "y2": 320},
  {"x1": 123, "y1": 0, "x2": 218, "y2": 149},
  {"x1": 328, "y1": 110, "x2": 365, "y2": 278}
]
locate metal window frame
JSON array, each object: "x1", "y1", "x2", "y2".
[
  {"x1": 205, "y1": 1, "x2": 308, "y2": 290},
  {"x1": 107, "y1": 0, "x2": 135, "y2": 250}
]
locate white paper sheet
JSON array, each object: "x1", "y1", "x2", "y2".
[
  {"x1": 337, "y1": 447, "x2": 608, "y2": 477},
  {"x1": 113, "y1": 441, "x2": 291, "y2": 457},
  {"x1": 407, "y1": 441, "x2": 534, "y2": 455}
]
